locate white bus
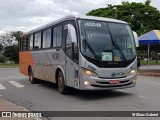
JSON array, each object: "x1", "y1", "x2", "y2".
[{"x1": 19, "y1": 15, "x2": 138, "y2": 94}]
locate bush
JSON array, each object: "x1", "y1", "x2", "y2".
[{"x1": 0, "y1": 55, "x2": 6, "y2": 63}]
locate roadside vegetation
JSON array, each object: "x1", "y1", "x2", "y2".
[
  {"x1": 0, "y1": 31, "x2": 23, "y2": 68},
  {"x1": 140, "y1": 60, "x2": 160, "y2": 65},
  {"x1": 0, "y1": 63, "x2": 19, "y2": 68}
]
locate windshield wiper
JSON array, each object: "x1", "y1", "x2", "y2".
[
  {"x1": 82, "y1": 30, "x2": 99, "y2": 60},
  {"x1": 107, "y1": 28, "x2": 127, "y2": 61},
  {"x1": 84, "y1": 40, "x2": 99, "y2": 60},
  {"x1": 112, "y1": 40, "x2": 127, "y2": 61}
]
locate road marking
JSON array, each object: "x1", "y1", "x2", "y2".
[
  {"x1": 0, "y1": 77, "x2": 28, "y2": 80},
  {"x1": 9, "y1": 81, "x2": 25, "y2": 88},
  {"x1": 117, "y1": 89, "x2": 128, "y2": 93},
  {"x1": 139, "y1": 95, "x2": 151, "y2": 100},
  {"x1": 146, "y1": 81, "x2": 160, "y2": 85},
  {"x1": 0, "y1": 83, "x2": 6, "y2": 90}
]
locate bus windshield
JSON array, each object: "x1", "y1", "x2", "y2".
[{"x1": 78, "y1": 19, "x2": 136, "y2": 62}]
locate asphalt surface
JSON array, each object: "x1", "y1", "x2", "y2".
[{"x1": 0, "y1": 68, "x2": 160, "y2": 120}]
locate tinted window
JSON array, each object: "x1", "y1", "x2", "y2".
[
  {"x1": 42, "y1": 29, "x2": 51, "y2": 48},
  {"x1": 53, "y1": 25, "x2": 62, "y2": 47},
  {"x1": 29, "y1": 35, "x2": 33, "y2": 50},
  {"x1": 57, "y1": 25, "x2": 62, "y2": 47},
  {"x1": 42, "y1": 30, "x2": 47, "y2": 48},
  {"x1": 21, "y1": 38, "x2": 24, "y2": 51},
  {"x1": 23, "y1": 37, "x2": 28, "y2": 51},
  {"x1": 53, "y1": 27, "x2": 57, "y2": 47},
  {"x1": 37, "y1": 32, "x2": 41, "y2": 48},
  {"x1": 46, "y1": 29, "x2": 51, "y2": 48},
  {"x1": 34, "y1": 33, "x2": 38, "y2": 49}
]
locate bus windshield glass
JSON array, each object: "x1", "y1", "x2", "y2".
[{"x1": 78, "y1": 19, "x2": 136, "y2": 62}]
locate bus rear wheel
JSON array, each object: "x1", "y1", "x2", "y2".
[
  {"x1": 57, "y1": 71, "x2": 68, "y2": 95},
  {"x1": 28, "y1": 68, "x2": 36, "y2": 84}
]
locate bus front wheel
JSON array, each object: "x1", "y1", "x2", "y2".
[
  {"x1": 57, "y1": 71, "x2": 68, "y2": 95},
  {"x1": 28, "y1": 68, "x2": 36, "y2": 84}
]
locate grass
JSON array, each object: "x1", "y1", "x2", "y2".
[
  {"x1": 0, "y1": 63, "x2": 19, "y2": 68},
  {"x1": 140, "y1": 60, "x2": 160, "y2": 65}
]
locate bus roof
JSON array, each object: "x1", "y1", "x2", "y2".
[{"x1": 24, "y1": 15, "x2": 127, "y2": 36}]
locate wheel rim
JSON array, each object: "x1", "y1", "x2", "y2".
[{"x1": 58, "y1": 76, "x2": 63, "y2": 91}]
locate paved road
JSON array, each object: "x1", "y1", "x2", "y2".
[{"x1": 0, "y1": 68, "x2": 160, "y2": 120}]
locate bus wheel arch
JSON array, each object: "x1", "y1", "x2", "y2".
[
  {"x1": 55, "y1": 68, "x2": 61, "y2": 85},
  {"x1": 28, "y1": 65, "x2": 32, "y2": 76},
  {"x1": 28, "y1": 65, "x2": 36, "y2": 84},
  {"x1": 55, "y1": 68, "x2": 68, "y2": 94}
]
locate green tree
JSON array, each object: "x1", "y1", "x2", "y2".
[
  {"x1": 3, "y1": 45, "x2": 19, "y2": 63},
  {"x1": 1, "y1": 31, "x2": 23, "y2": 63},
  {"x1": 0, "y1": 44, "x2": 3, "y2": 52},
  {"x1": 0, "y1": 54, "x2": 6, "y2": 63},
  {"x1": 87, "y1": 0, "x2": 160, "y2": 35},
  {"x1": 11, "y1": 31, "x2": 23, "y2": 41}
]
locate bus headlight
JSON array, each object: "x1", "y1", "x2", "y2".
[
  {"x1": 82, "y1": 68, "x2": 98, "y2": 78},
  {"x1": 128, "y1": 69, "x2": 137, "y2": 76}
]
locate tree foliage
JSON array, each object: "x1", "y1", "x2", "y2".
[
  {"x1": 87, "y1": 1, "x2": 160, "y2": 35},
  {"x1": 0, "y1": 31, "x2": 23, "y2": 63},
  {"x1": 3, "y1": 45, "x2": 19, "y2": 63},
  {"x1": 0, "y1": 44, "x2": 3, "y2": 52},
  {"x1": 0, "y1": 32, "x2": 15, "y2": 47},
  {"x1": 11, "y1": 31, "x2": 23, "y2": 41},
  {"x1": 0, "y1": 31, "x2": 23, "y2": 47},
  {"x1": 0, "y1": 54, "x2": 6, "y2": 63}
]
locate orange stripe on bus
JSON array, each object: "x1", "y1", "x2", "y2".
[{"x1": 19, "y1": 52, "x2": 34, "y2": 76}]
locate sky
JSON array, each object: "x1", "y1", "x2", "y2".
[{"x1": 0, "y1": 0, "x2": 159, "y2": 33}]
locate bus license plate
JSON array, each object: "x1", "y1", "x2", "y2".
[{"x1": 109, "y1": 80, "x2": 120, "y2": 84}]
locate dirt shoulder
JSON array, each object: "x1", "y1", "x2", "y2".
[{"x1": 138, "y1": 69, "x2": 160, "y2": 77}]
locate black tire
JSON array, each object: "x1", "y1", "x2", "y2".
[
  {"x1": 57, "y1": 71, "x2": 69, "y2": 95},
  {"x1": 28, "y1": 68, "x2": 36, "y2": 84}
]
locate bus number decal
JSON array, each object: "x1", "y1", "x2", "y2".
[
  {"x1": 52, "y1": 53, "x2": 60, "y2": 60},
  {"x1": 88, "y1": 65, "x2": 96, "y2": 71}
]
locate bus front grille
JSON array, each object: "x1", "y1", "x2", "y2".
[{"x1": 91, "y1": 82, "x2": 132, "y2": 88}]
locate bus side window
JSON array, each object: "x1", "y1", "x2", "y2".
[
  {"x1": 34, "y1": 32, "x2": 41, "y2": 49},
  {"x1": 37, "y1": 32, "x2": 41, "y2": 49},
  {"x1": 42, "y1": 30, "x2": 47, "y2": 48},
  {"x1": 53, "y1": 25, "x2": 62, "y2": 48},
  {"x1": 57, "y1": 25, "x2": 62, "y2": 47},
  {"x1": 29, "y1": 35, "x2": 33, "y2": 50},
  {"x1": 20, "y1": 38, "x2": 23, "y2": 51},
  {"x1": 34, "y1": 33, "x2": 38, "y2": 49},
  {"x1": 53, "y1": 27, "x2": 57, "y2": 47},
  {"x1": 23, "y1": 36, "x2": 27, "y2": 51},
  {"x1": 22, "y1": 37, "x2": 24, "y2": 51},
  {"x1": 46, "y1": 29, "x2": 51, "y2": 48}
]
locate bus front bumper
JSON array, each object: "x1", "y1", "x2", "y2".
[{"x1": 79, "y1": 75, "x2": 137, "y2": 90}]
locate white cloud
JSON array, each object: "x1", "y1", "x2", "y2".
[
  {"x1": 151, "y1": 0, "x2": 160, "y2": 10},
  {"x1": 0, "y1": 0, "x2": 159, "y2": 32}
]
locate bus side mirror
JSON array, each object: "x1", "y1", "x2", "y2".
[
  {"x1": 133, "y1": 31, "x2": 139, "y2": 47},
  {"x1": 67, "y1": 24, "x2": 77, "y2": 44}
]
